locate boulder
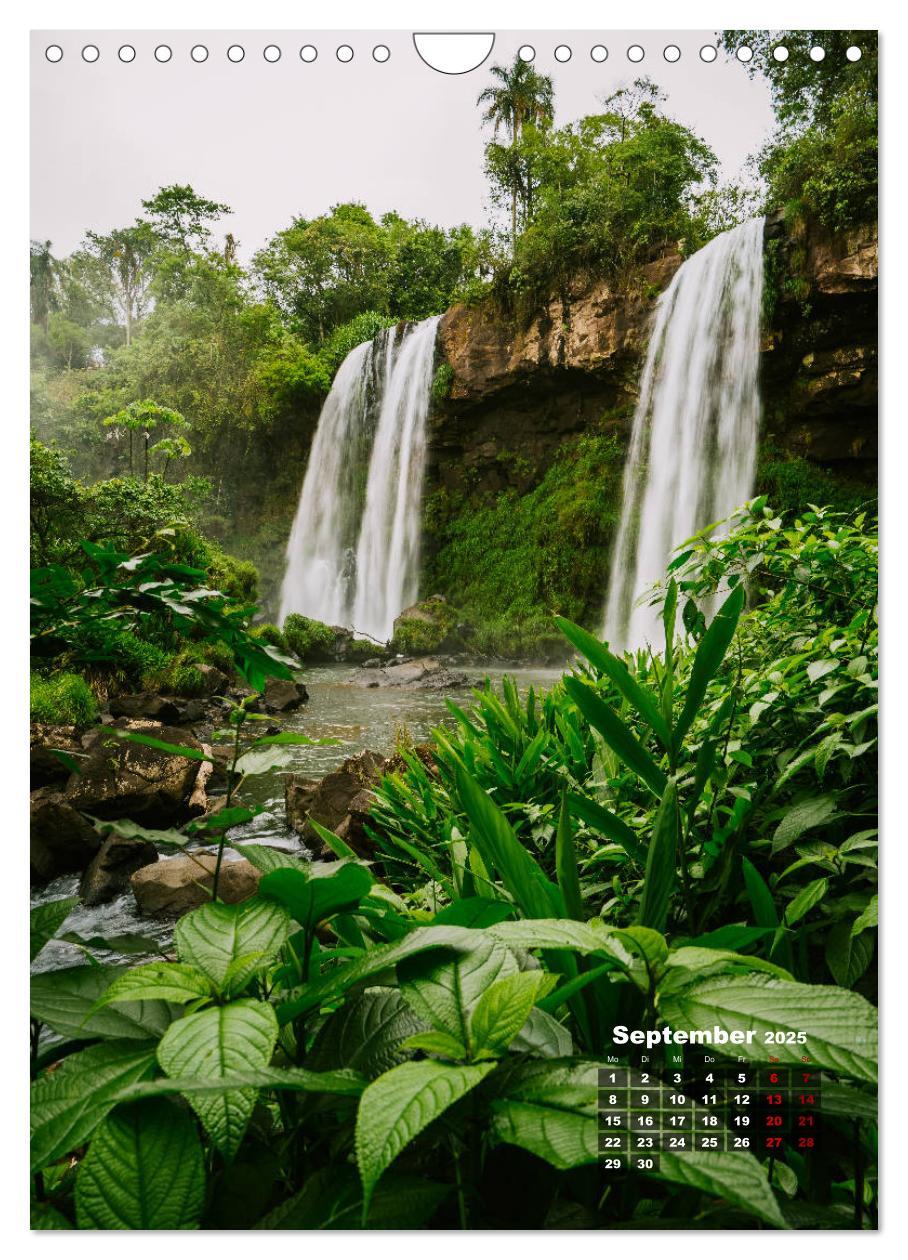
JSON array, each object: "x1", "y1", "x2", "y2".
[
  {"x1": 193, "y1": 664, "x2": 232, "y2": 697},
  {"x1": 30, "y1": 725, "x2": 83, "y2": 789},
  {"x1": 108, "y1": 694, "x2": 183, "y2": 724},
  {"x1": 285, "y1": 749, "x2": 387, "y2": 849},
  {"x1": 79, "y1": 834, "x2": 159, "y2": 906},
  {"x1": 31, "y1": 787, "x2": 99, "y2": 881},
  {"x1": 333, "y1": 787, "x2": 379, "y2": 857},
  {"x1": 285, "y1": 777, "x2": 320, "y2": 835},
  {"x1": 349, "y1": 658, "x2": 469, "y2": 691},
  {"x1": 392, "y1": 595, "x2": 461, "y2": 655},
  {"x1": 65, "y1": 721, "x2": 205, "y2": 828},
  {"x1": 131, "y1": 853, "x2": 260, "y2": 918},
  {"x1": 108, "y1": 693, "x2": 209, "y2": 725},
  {"x1": 262, "y1": 677, "x2": 309, "y2": 712}
]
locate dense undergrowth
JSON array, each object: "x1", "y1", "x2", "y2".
[{"x1": 30, "y1": 502, "x2": 878, "y2": 1230}]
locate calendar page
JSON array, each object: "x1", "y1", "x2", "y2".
[{"x1": 29, "y1": 27, "x2": 878, "y2": 1232}]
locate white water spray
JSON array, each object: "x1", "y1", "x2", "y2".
[
  {"x1": 278, "y1": 315, "x2": 440, "y2": 641},
  {"x1": 602, "y1": 218, "x2": 765, "y2": 651}
]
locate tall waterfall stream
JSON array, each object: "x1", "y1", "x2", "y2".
[
  {"x1": 603, "y1": 218, "x2": 765, "y2": 651},
  {"x1": 279, "y1": 315, "x2": 440, "y2": 642}
]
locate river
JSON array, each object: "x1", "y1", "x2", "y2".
[{"x1": 31, "y1": 663, "x2": 560, "y2": 974}]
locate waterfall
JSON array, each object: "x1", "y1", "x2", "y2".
[
  {"x1": 278, "y1": 315, "x2": 440, "y2": 641},
  {"x1": 602, "y1": 218, "x2": 765, "y2": 651}
]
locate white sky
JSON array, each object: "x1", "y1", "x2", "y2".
[{"x1": 30, "y1": 29, "x2": 777, "y2": 258}]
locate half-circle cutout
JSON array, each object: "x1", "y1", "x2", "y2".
[{"x1": 413, "y1": 32, "x2": 495, "y2": 75}]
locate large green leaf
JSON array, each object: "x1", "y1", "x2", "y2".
[
  {"x1": 825, "y1": 920, "x2": 875, "y2": 988},
  {"x1": 234, "y1": 745, "x2": 296, "y2": 776},
  {"x1": 664, "y1": 947, "x2": 792, "y2": 982},
  {"x1": 113, "y1": 1066, "x2": 365, "y2": 1103},
  {"x1": 637, "y1": 782, "x2": 679, "y2": 932},
  {"x1": 656, "y1": 1151, "x2": 785, "y2": 1229},
  {"x1": 174, "y1": 896, "x2": 290, "y2": 991},
  {"x1": 563, "y1": 676, "x2": 667, "y2": 797},
  {"x1": 399, "y1": 932, "x2": 518, "y2": 1050},
  {"x1": 555, "y1": 793, "x2": 583, "y2": 921},
  {"x1": 75, "y1": 1100, "x2": 204, "y2": 1229},
  {"x1": 673, "y1": 584, "x2": 745, "y2": 751},
  {"x1": 772, "y1": 795, "x2": 838, "y2": 853},
  {"x1": 31, "y1": 1040, "x2": 157, "y2": 1171},
  {"x1": 470, "y1": 971, "x2": 551, "y2": 1059},
  {"x1": 455, "y1": 768, "x2": 559, "y2": 917},
  {"x1": 234, "y1": 843, "x2": 308, "y2": 874},
  {"x1": 30, "y1": 896, "x2": 79, "y2": 962},
  {"x1": 96, "y1": 962, "x2": 215, "y2": 1008},
  {"x1": 256, "y1": 1167, "x2": 448, "y2": 1230},
  {"x1": 156, "y1": 999, "x2": 279, "y2": 1158},
  {"x1": 555, "y1": 617, "x2": 672, "y2": 749},
  {"x1": 488, "y1": 919, "x2": 634, "y2": 969},
  {"x1": 356, "y1": 1059, "x2": 494, "y2": 1209},
  {"x1": 306, "y1": 988, "x2": 425, "y2": 1079},
  {"x1": 277, "y1": 926, "x2": 482, "y2": 1024},
  {"x1": 259, "y1": 863, "x2": 373, "y2": 936},
  {"x1": 488, "y1": 1058, "x2": 599, "y2": 1168},
  {"x1": 31, "y1": 965, "x2": 180, "y2": 1042},
  {"x1": 657, "y1": 973, "x2": 877, "y2": 1082},
  {"x1": 783, "y1": 877, "x2": 829, "y2": 926}
]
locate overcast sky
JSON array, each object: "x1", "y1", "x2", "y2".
[{"x1": 31, "y1": 29, "x2": 776, "y2": 258}]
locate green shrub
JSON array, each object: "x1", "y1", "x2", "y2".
[
  {"x1": 30, "y1": 671, "x2": 98, "y2": 726},
  {"x1": 430, "y1": 362, "x2": 454, "y2": 407},
  {"x1": 756, "y1": 444, "x2": 875, "y2": 516},
  {"x1": 206, "y1": 549, "x2": 259, "y2": 603},
  {"x1": 250, "y1": 622, "x2": 288, "y2": 652},
  {"x1": 283, "y1": 613, "x2": 336, "y2": 661},
  {"x1": 319, "y1": 311, "x2": 394, "y2": 373}
]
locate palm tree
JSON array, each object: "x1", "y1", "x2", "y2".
[{"x1": 477, "y1": 58, "x2": 554, "y2": 249}]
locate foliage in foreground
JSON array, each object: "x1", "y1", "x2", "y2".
[{"x1": 30, "y1": 503, "x2": 877, "y2": 1229}]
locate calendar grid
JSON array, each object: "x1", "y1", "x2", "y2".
[{"x1": 598, "y1": 1056, "x2": 822, "y2": 1173}]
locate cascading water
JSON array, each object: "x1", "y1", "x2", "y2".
[
  {"x1": 602, "y1": 218, "x2": 765, "y2": 651},
  {"x1": 278, "y1": 314, "x2": 440, "y2": 641}
]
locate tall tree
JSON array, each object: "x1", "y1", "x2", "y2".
[
  {"x1": 30, "y1": 240, "x2": 60, "y2": 333},
  {"x1": 141, "y1": 184, "x2": 232, "y2": 253},
  {"x1": 81, "y1": 222, "x2": 156, "y2": 345},
  {"x1": 477, "y1": 57, "x2": 554, "y2": 248}
]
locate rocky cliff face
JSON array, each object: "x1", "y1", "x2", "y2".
[
  {"x1": 761, "y1": 212, "x2": 877, "y2": 468},
  {"x1": 430, "y1": 214, "x2": 877, "y2": 497}
]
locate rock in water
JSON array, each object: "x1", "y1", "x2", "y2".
[
  {"x1": 392, "y1": 594, "x2": 461, "y2": 654},
  {"x1": 285, "y1": 749, "x2": 387, "y2": 853},
  {"x1": 30, "y1": 788, "x2": 99, "y2": 881},
  {"x1": 262, "y1": 677, "x2": 309, "y2": 712},
  {"x1": 349, "y1": 658, "x2": 468, "y2": 690},
  {"x1": 79, "y1": 834, "x2": 159, "y2": 906},
  {"x1": 65, "y1": 721, "x2": 206, "y2": 827},
  {"x1": 131, "y1": 853, "x2": 260, "y2": 917}
]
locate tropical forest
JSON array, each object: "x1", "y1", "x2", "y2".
[{"x1": 29, "y1": 30, "x2": 878, "y2": 1231}]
